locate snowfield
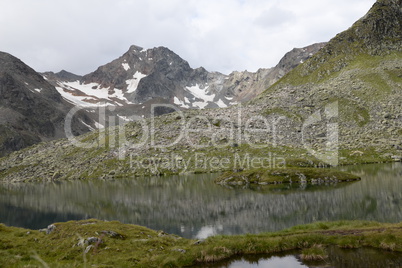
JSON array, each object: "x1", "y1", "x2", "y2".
[
  {"x1": 122, "y1": 63, "x2": 131, "y2": 71},
  {"x1": 56, "y1": 81, "x2": 134, "y2": 107},
  {"x1": 126, "y1": 71, "x2": 147, "y2": 93}
]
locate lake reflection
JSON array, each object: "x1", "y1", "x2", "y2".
[
  {"x1": 0, "y1": 163, "x2": 401, "y2": 239},
  {"x1": 205, "y1": 247, "x2": 402, "y2": 268}
]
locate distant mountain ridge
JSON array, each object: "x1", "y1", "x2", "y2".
[{"x1": 44, "y1": 43, "x2": 325, "y2": 109}]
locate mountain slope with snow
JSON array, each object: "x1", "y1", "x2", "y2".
[{"x1": 44, "y1": 43, "x2": 325, "y2": 111}]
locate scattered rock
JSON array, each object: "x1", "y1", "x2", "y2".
[
  {"x1": 39, "y1": 224, "x2": 56, "y2": 235},
  {"x1": 87, "y1": 237, "x2": 102, "y2": 245},
  {"x1": 101, "y1": 230, "x2": 125, "y2": 239},
  {"x1": 158, "y1": 231, "x2": 167, "y2": 237},
  {"x1": 85, "y1": 245, "x2": 94, "y2": 254},
  {"x1": 172, "y1": 248, "x2": 186, "y2": 253}
]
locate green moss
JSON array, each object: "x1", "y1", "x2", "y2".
[
  {"x1": 360, "y1": 73, "x2": 391, "y2": 95},
  {"x1": 262, "y1": 107, "x2": 303, "y2": 122},
  {"x1": 328, "y1": 97, "x2": 370, "y2": 127},
  {"x1": 215, "y1": 167, "x2": 360, "y2": 185},
  {"x1": 339, "y1": 147, "x2": 392, "y2": 165},
  {"x1": 387, "y1": 69, "x2": 402, "y2": 81},
  {"x1": 300, "y1": 244, "x2": 328, "y2": 261},
  {"x1": 0, "y1": 165, "x2": 32, "y2": 180}
]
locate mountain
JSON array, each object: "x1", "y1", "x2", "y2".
[
  {"x1": 250, "y1": 0, "x2": 402, "y2": 153},
  {"x1": 1, "y1": 0, "x2": 400, "y2": 182},
  {"x1": 225, "y1": 42, "x2": 326, "y2": 102},
  {"x1": 0, "y1": 52, "x2": 93, "y2": 157},
  {"x1": 44, "y1": 43, "x2": 325, "y2": 110},
  {"x1": 42, "y1": 70, "x2": 82, "y2": 83}
]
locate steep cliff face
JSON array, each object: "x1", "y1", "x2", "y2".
[{"x1": 0, "y1": 52, "x2": 92, "y2": 157}]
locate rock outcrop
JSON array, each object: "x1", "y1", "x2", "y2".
[{"x1": 0, "y1": 52, "x2": 93, "y2": 157}]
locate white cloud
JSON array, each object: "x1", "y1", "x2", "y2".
[{"x1": 0, "y1": 0, "x2": 375, "y2": 75}]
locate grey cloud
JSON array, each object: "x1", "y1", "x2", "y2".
[
  {"x1": 0, "y1": 0, "x2": 375, "y2": 75},
  {"x1": 255, "y1": 6, "x2": 295, "y2": 28}
]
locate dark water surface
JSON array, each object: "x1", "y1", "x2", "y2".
[{"x1": 0, "y1": 162, "x2": 401, "y2": 239}]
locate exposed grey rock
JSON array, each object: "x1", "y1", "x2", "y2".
[
  {"x1": 0, "y1": 52, "x2": 94, "y2": 157},
  {"x1": 40, "y1": 224, "x2": 56, "y2": 234},
  {"x1": 172, "y1": 248, "x2": 186, "y2": 253},
  {"x1": 84, "y1": 245, "x2": 94, "y2": 254},
  {"x1": 101, "y1": 230, "x2": 125, "y2": 239},
  {"x1": 87, "y1": 237, "x2": 102, "y2": 244}
]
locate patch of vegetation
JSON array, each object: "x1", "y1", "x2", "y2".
[
  {"x1": 360, "y1": 73, "x2": 391, "y2": 96},
  {"x1": 386, "y1": 69, "x2": 402, "y2": 83},
  {"x1": 215, "y1": 167, "x2": 360, "y2": 185},
  {"x1": 262, "y1": 107, "x2": 303, "y2": 122},
  {"x1": 339, "y1": 147, "x2": 393, "y2": 165},
  {"x1": 328, "y1": 97, "x2": 370, "y2": 127},
  {"x1": 1, "y1": 219, "x2": 402, "y2": 267},
  {"x1": 300, "y1": 244, "x2": 328, "y2": 261}
]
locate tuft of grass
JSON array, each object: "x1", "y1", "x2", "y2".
[{"x1": 300, "y1": 244, "x2": 328, "y2": 261}]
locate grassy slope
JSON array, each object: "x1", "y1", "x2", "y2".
[{"x1": 1, "y1": 219, "x2": 402, "y2": 267}]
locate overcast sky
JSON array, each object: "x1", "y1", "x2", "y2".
[{"x1": 0, "y1": 0, "x2": 375, "y2": 75}]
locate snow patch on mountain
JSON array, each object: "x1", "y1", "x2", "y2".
[
  {"x1": 174, "y1": 97, "x2": 190, "y2": 108},
  {"x1": 216, "y1": 99, "x2": 227, "y2": 108},
  {"x1": 186, "y1": 84, "x2": 215, "y2": 102},
  {"x1": 56, "y1": 81, "x2": 134, "y2": 107},
  {"x1": 193, "y1": 101, "x2": 209, "y2": 109},
  {"x1": 126, "y1": 71, "x2": 147, "y2": 93},
  {"x1": 122, "y1": 63, "x2": 130, "y2": 71},
  {"x1": 56, "y1": 86, "x2": 102, "y2": 107},
  {"x1": 79, "y1": 119, "x2": 95, "y2": 131}
]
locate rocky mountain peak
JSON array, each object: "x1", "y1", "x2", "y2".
[
  {"x1": 128, "y1": 44, "x2": 144, "y2": 52},
  {"x1": 332, "y1": 0, "x2": 401, "y2": 53},
  {"x1": 42, "y1": 70, "x2": 82, "y2": 83},
  {"x1": 278, "y1": 0, "x2": 402, "y2": 84},
  {"x1": 275, "y1": 43, "x2": 327, "y2": 72},
  {"x1": 348, "y1": 0, "x2": 402, "y2": 52}
]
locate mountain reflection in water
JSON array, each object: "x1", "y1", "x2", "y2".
[{"x1": 0, "y1": 163, "x2": 401, "y2": 239}]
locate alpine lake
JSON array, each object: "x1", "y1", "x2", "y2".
[{"x1": 1, "y1": 162, "x2": 402, "y2": 267}]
